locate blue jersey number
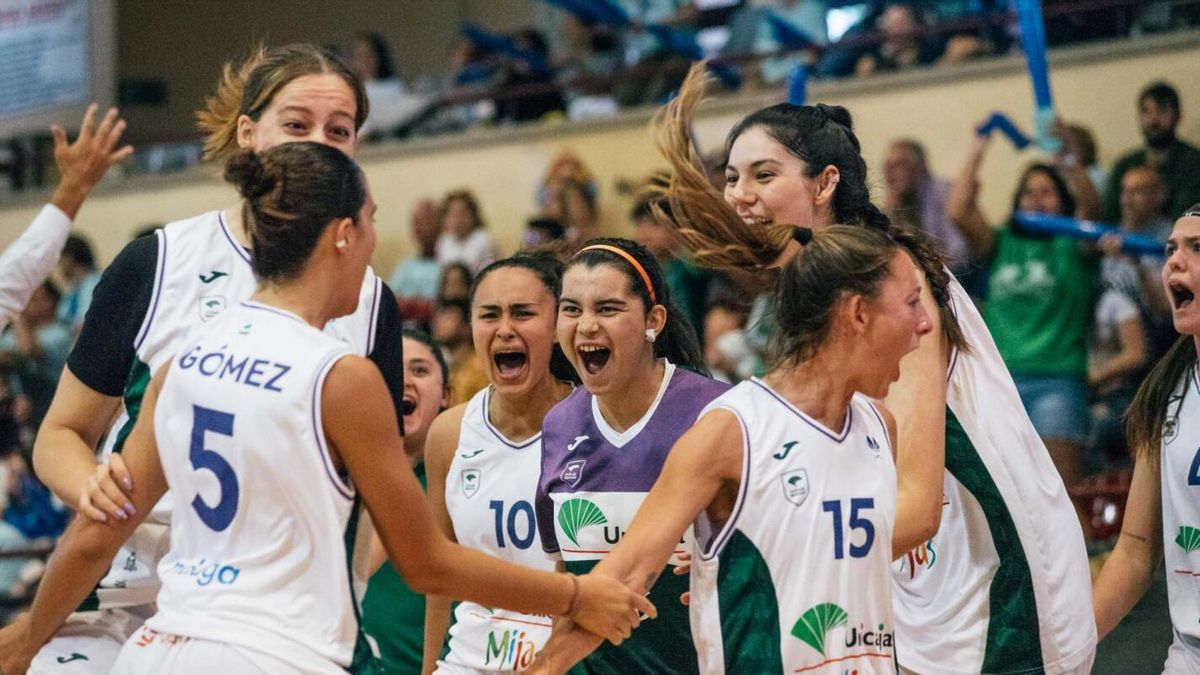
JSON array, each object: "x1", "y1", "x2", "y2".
[
  {"x1": 1188, "y1": 447, "x2": 1200, "y2": 486},
  {"x1": 489, "y1": 500, "x2": 536, "y2": 549},
  {"x1": 822, "y1": 498, "x2": 876, "y2": 560},
  {"x1": 189, "y1": 405, "x2": 239, "y2": 532}
]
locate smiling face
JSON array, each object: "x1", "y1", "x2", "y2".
[
  {"x1": 1164, "y1": 215, "x2": 1200, "y2": 337},
  {"x1": 472, "y1": 266, "x2": 560, "y2": 396},
  {"x1": 1016, "y1": 169, "x2": 1066, "y2": 216},
  {"x1": 558, "y1": 263, "x2": 665, "y2": 396},
  {"x1": 237, "y1": 73, "x2": 359, "y2": 158},
  {"x1": 852, "y1": 251, "x2": 932, "y2": 398},
  {"x1": 724, "y1": 126, "x2": 824, "y2": 231}
]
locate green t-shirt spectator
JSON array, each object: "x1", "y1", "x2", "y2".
[
  {"x1": 983, "y1": 227, "x2": 1097, "y2": 377},
  {"x1": 362, "y1": 462, "x2": 427, "y2": 674},
  {"x1": 664, "y1": 258, "x2": 714, "y2": 343},
  {"x1": 1103, "y1": 140, "x2": 1200, "y2": 222}
]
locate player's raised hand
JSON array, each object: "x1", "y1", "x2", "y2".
[
  {"x1": 568, "y1": 574, "x2": 656, "y2": 645},
  {"x1": 50, "y1": 104, "x2": 134, "y2": 219}
]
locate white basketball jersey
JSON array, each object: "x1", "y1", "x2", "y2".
[
  {"x1": 146, "y1": 301, "x2": 362, "y2": 674},
  {"x1": 891, "y1": 277, "x2": 1095, "y2": 674},
  {"x1": 690, "y1": 380, "x2": 897, "y2": 675},
  {"x1": 1162, "y1": 365, "x2": 1200, "y2": 640},
  {"x1": 438, "y1": 388, "x2": 554, "y2": 672},
  {"x1": 94, "y1": 211, "x2": 383, "y2": 610}
]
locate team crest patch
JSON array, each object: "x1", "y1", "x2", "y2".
[
  {"x1": 561, "y1": 459, "x2": 586, "y2": 488},
  {"x1": 781, "y1": 469, "x2": 810, "y2": 506},
  {"x1": 199, "y1": 295, "x2": 227, "y2": 322},
  {"x1": 1165, "y1": 417, "x2": 1179, "y2": 444},
  {"x1": 461, "y1": 469, "x2": 481, "y2": 498}
]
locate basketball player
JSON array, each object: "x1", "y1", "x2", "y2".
[
  {"x1": 535, "y1": 225, "x2": 933, "y2": 674},
  {"x1": 647, "y1": 63, "x2": 1096, "y2": 674},
  {"x1": 1094, "y1": 206, "x2": 1200, "y2": 672},
  {"x1": 423, "y1": 252, "x2": 578, "y2": 673},
  {"x1": 23, "y1": 44, "x2": 406, "y2": 673},
  {"x1": 535, "y1": 238, "x2": 729, "y2": 674},
  {"x1": 360, "y1": 329, "x2": 450, "y2": 674},
  {"x1": 0, "y1": 143, "x2": 652, "y2": 675}
]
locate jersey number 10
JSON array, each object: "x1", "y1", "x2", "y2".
[
  {"x1": 489, "y1": 500, "x2": 536, "y2": 549},
  {"x1": 189, "y1": 405, "x2": 240, "y2": 532}
]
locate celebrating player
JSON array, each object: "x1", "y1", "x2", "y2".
[
  {"x1": 24, "y1": 44, "x2": 406, "y2": 673},
  {"x1": 0, "y1": 143, "x2": 652, "y2": 675},
  {"x1": 1093, "y1": 205, "x2": 1200, "y2": 671},
  {"x1": 422, "y1": 252, "x2": 578, "y2": 673},
  {"x1": 534, "y1": 237, "x2": 728, "y2": 674},
  {"x1": 647, "y1": 63, "x2": 1095, "y2": 674},
  {"x1": 535, "y1": 225, "x2": 934, "y2": 673}
]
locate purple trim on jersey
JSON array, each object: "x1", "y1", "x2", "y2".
[
  {"x1": 134, "y1": 228, "x2": 169, "y2": 351},
  {"x1": 946, "y1": 290, "x2": 961, "y2": 382},
  {"x1": 240, "y1": 301, "x2": 308, "y2": 327},
  {"x1": 366, "y1": 276, "x2": 381, "y2": 355},
  {"x1": 218, "y1": 212, "x2": 252, "y2": 265},
  {"x1": 312, "y1": 351, "x2": 354, "y2": 500},
  {"x1": 536, "y1": 367, "x2": 729, "y2": 554},
  {"x1": 698, "y1": 406, "x2": 752, "y2": 562},
  {"x1": 482, "y1": 388, "x2": 540, "y2": 449},
  {"x1": 751, "y1": 378, "x2": 852, "y2": 443},
  {"x1": 864, "y1": 399, "x2": 893, "y2": 455}
]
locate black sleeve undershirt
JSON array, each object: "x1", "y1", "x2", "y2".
[
  {"x1": 67, "y1": 234, "x2": 158, "y2": 397},
  {"x1": 368, "y1": 281, "x2": 405, "y2": 435}
]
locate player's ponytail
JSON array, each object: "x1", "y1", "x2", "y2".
[{"x1": 224, "y1": 142, "x2": 365, "y2": 282}]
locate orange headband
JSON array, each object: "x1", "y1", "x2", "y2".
[{"x1": 573, "y1": 244, "x2": 657, "y2": 305}]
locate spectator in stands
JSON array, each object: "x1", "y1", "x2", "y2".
[
  {"x1": 722, "y1": 0, "x2": 828, "y2": 86},
  {"x1": 1104, "y1": 82, "x2": 1200, "y2": 223},
  {"x1": 494, "y1": 29, "x2": 567, "y2": 124},
  {"x1": 537, "y1": 151, "x2": 597, "y2": 218},
  {"x1": 431, "y1": 299, "x2": 487, "y2": 407},
  {"x1": 437, "y1": 263, "x2": 473, "y2": 306},
  {"x1": 520, "y1": 217, "x2": 566, "y2": 251},
  {"x1": 0, "y1": 452, "x2": 46, "y2": 606},
  {"x1": 702, "y1": 301, "x2": 754, "y2": 384},
  {"x1": 434, "y1": 190, "x2": 498, "y2": 272},
  {"x1": 560, "y1": 179, "x2": 602, "y2": 248},
  {"x1": 1099, "y1": 165, "x2": 1175, "y2": 357},
  {"x1": 389, "y1": 198, "x2": 442, "y2": 328},
  {"x1": 854, "y1": 3, "x2": 986, "y2": 77},
  {"x1": 612, "y1": 0, "x2": 696, "y2": 106},
  {"x1": 631, "y1": 196, "x2": 718, "y2": 342},
  {"x1": 1057, "y1": 122, "x2": 1105, "y2": 195},
  {"x1": 948, "y1": 130, "x2": 1099, "y2": 489},
  {"x1": 555, "y1": 15, "x2": 622, "y2": 120},
  {"x1": 1087, "y1": 282, "x2": 1147, "y2": 467},
  {"x1": 882, "y1": 138, "x2": 972, "y2": 275},
  {"x1": 54, "y1": 234, "x2": 99, "y2": 333},
  {"x1": 0, "y1": 283, "x2": 72, "y2": 430},
  {"x1": 348, "y1": 32, "x2": 430, "y2": 139}
]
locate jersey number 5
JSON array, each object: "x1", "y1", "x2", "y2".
[
  {"x1": 190, "y1": 405, "x2": 240, "y2": 532},
  {"x1": 823, "y1": 498, "x2": 876, "y2": 560}
]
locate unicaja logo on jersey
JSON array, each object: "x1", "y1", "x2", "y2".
[
  {"x1": 558, "y1": 498, "x2": 607, "y2": 546},
  {"x1": 792, "y1": 603, "x2": 893, "y2": 669},
  {"x1": 462, "y1": 469, "x2": 481, "y2": 498},
  {"x1": 781, "y1": 469, "x2": 810, "y2": 506},
  {"x1": 1176, "y1": 525, "x2": 1200, "y2": 554}
]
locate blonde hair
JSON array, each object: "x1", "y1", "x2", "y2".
[{"x1": 196, "y1": 44, "x2": 368, "y2": 162}]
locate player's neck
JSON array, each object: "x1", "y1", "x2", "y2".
[
  {"x1": 489, "y1": 379, "x2": 572, "y2": 442},
  {"x1": 765, "y1": 357, "x2": 854, "y2": 432},
  {"x1": 224, "y1": 203, "x2": 252, "y2": 249},
  {"x1": 595, "y1": 358, "x2": 665, "y2": 433},
  {"x1": 252, "y1": 281, "x2": 338, "y2": 330}
]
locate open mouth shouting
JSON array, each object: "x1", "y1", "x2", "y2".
[
  {"x1": 401, "y1": 394, "x2": 417, "y2": 417},
  {"x1": 492, "y1": 350, "x2": 529, "y2": 383},
  {"x1": 577, "y1": 344, "x2": 611, "y2": 375},
  {"x1": 1169, "y1": 278, "x2": 1196, "y2": 312}
]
